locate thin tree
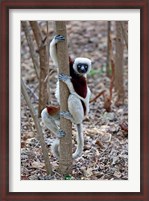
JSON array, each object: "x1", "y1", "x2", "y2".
[
  {"x1": 55, "y1": 21, "x2": 72, "y2": 175},
  {"x1": 106, "y1": 21, "x2": 111, "y2": 77},
  {"x1": 30, "y1": 21, "x2": 49, "y2": 116},
  {"x1": 21, "y1": 78, "x2": 52, "y2": 175},
  {"x1": 21, "y1": 21, "x2": 40, "y2": 79},
  {"x1": 114, "y1": 21, "x2": 125, "y2": 105},
  {"x1": 120, "y1": 21, "x2": 128, "y2": 49}
]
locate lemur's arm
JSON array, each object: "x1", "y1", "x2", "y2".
[
  {"x1": 58, "y1": 74, "x2": 84, "y2": 100},
  {"x1": 49, "y1": 35, "x2": 64, "y2": 67}
]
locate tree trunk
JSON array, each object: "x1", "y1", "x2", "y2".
[
  {"x1": 115, "y1": 21, "x2": 124, "y2": 105},
  {"x1": 30, "y1": 21, "x2": 49, "y2": 117},
  {"x1": 55, "y1": 21, "x2": 72, "y2": 175},
  {"x1": 120, "y1": 21, "x2": 128, "y2": 49},
  {"x1": 106, "y1": 21, "x2": 111, "y2": 77}
]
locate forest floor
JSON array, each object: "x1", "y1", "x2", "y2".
[{"x1": 21, "y1": 21, "x2": 128, "y2": 180}]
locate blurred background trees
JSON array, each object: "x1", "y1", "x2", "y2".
[{"x1": 21, "y1": 21, "x2": 128, "y2": 180}]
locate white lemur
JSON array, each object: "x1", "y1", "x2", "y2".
[{"x1": 41, "y1": 35, "x2": 91, "y2": 159}]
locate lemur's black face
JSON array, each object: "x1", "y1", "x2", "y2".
[
  {"x1": 77, "y1": 63, "x2": 89, "y2": 74},
  {"x1": 73, "y1": 57, "x2": 91, "y2": 75}
]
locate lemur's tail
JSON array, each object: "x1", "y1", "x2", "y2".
[
  {"x1": 51, "y1": 139, "x2": 60, "y2": 158},
  {"x1": 72, "y1": 124, "x2": 84, "y2": 159}
]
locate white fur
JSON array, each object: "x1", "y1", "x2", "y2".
[
  {"x1": 73, "y1": 57, "x2": 91, "y2": 74},
  {"x1": 68, "y1": 94, "x2": 84, "y2": 124},
  {"x1": 55, "y1": 81, "x2": 60, "y2": 103},
  {"x1": 49, "y1": 38, "x2": 58, "y2": 67},
  {"x1": 41, "y1": 108, "x2": 60, "y2": 134}
]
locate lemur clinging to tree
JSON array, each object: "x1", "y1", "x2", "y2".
[{"x1": 41, "y1": 35, "x2": 92, "y2": 159}]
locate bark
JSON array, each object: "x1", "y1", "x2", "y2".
[
  {"x1": 30, "y1": 21, "x2": 49, "y2": 117},
  {"x1": 106, "y1": 21, "x2": 111, "y2": 77},
  {"x1": 103, "y1": 26, "x2": 115, "y2": 112},
  {"x1": 55, "y1": 21, "x2": 72, "y2": 175},
  {"x1": 21, "y1": 78, "x2": 52, "y2": 175},
  {"x1": 115, "y1": 22, "x2": 125, "y2": 105},
  {"x1": 120, "y1": 22, "x2": 128, "y2": 49}
]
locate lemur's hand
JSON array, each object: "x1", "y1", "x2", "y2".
[
  {"x1": 56, "y1": 129, "x2": 66, "y2": 138},
  {"x1": 60, "y1": 111, "x2": 75, "y2": 123},
  {"x1": 59, "y1": 73, "x2": 72, "y2": 83},
  {"x1": 54, "y1": 35, "x2": 65, "y2": 43}
]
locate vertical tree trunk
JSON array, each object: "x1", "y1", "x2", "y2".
[
  {"x1": 30, "y1": 21, "x2": 49, "y2": 116},
  {"x1": 106, "y1": 21, "x2": 111, "y2": 77},
  {"x1": 55, "y1": 21, "x2": 72, "y2": 175},
  {"x1": 115, "y1": 21, "x2": 124, "y2": 105},
  {"x1": 120, "y1": 21, "x2": 128, "y2": 49}
]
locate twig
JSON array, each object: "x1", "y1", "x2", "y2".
[
  {"x1": 21, "y1": 78, "x2": 52, "y2": 175},
  {"x1": 25, "y1": 84, "x2": 39, "y2": 103},
  {"x1": 89, "y1": 90, "x2": 105, "y2": 103}
]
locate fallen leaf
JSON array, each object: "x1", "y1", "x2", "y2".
[
  {"x1": 31, "y1": 161, "x2": 45, "y2": 169},
  {"x1": 95, "y1": 140, "x2": 104, "y2": 149}
]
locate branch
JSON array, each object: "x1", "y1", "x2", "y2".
[
  {"x1": 30, "y1": 21, "x2": 49, "y2": 116},
  {"x1": 25, "y1": 83, "x2": 39, "y2": 103},
  {"x1": 89, "y1": 90, "x2": 105, "y2": 103},
  {"x1": 29, "y1": 21, "x2": 43, "y2": 48},
  {"x1": 55, "y1": 21, "x2": 72, "y2": 175},
  {"x1": 21, "y1": 21, "x2": 40, "y2": 79},
  {"x1": 21, "y1": 78, "x2": 52, "y2": 175}
]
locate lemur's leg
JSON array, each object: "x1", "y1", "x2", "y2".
[
  {"x1": 60, "y1": 95, "x2": 84, "y2": 159},
  {"x1": 68, "y1": 94, "x2": 84, "y2": 124},
  {"x1": 41, "y1": 108, "x2": 65, "y2": 138},
  {"x1": 60, "y1": 94, "x2": 84, "y2": 125}
]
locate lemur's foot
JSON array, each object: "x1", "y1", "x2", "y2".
[
  {"x1": 56, "y1": 129, "x2": 66, "y2": 138},
  {"x1": 60, "y1": 111, "x2": 73, "y2": 119},
  {"x1": 60, "y1": 111, "x2": 75, "y2": 123},
  {"x1": 59, "y1": 73, "x2": 71, "y2": 82},
  {"x1": 55, "y1": 35, "x2": 65, "y2": 42}
]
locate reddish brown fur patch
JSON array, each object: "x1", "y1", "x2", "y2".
[
  {"x1": 69, "y1": 58, "x2": 87, "y2": 115},
  {"x1": 70, "y1": 61, "x2": 87, "y2": 98},
  {"x1": 46, "y1": 105, "x2": 60, "y2": 116}
]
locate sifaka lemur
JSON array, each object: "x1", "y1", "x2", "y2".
[{"x1": 41, "y1": 35, "x2": 92, "y2": 159}]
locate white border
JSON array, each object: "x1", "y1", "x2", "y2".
[{"x1": 9, "y1": 9, "x2": 140, "y2": 192}]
